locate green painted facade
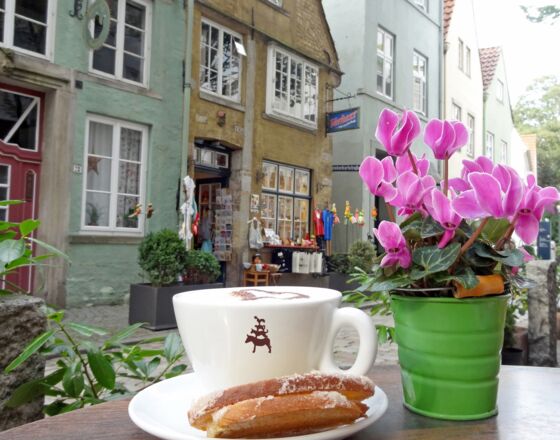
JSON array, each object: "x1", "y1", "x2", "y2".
[{"x1": 52, "y1": 2, "x2": 187, "y2": 306}]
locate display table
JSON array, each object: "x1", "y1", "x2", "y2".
[{"x1": 2, "y1": 365, "x2": 558, "y2": 439}]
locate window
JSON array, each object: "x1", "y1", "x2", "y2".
[
  {"x1": 200, "y1": 19, "x2": 243, "y2": 101},
  {"x1": 458, "y1": 39, "x2": 464, "y2": 71},
  {"x1": 90, "y1": 0, "x2": 152, "y2": 85},
  {"x1": 500, "y1": 140, "x2": 508, "y2": 163},
  {"x1": 414, "y1": 0, "x2": 427, "y2": 11},
  {"x1": 0, "y1": 87, "x2": 40, "y2": 151},
  {"x1": 452, "y1": 103, "x2": 462, "y2": 121},
  {"x1": 485, "y1": 131, "x2": 494, "y2": 159},
  {"x1": 266, "y1": 45, "x2": 318, "y2": 127},
  {"x1": 0, "y1": 164, "x2": 10, "y2": 221},
  {"x1": 412, "y1": 52, "x2": 427, "y2": 115},
  {"x1": 497, "y1": 80, "x2": 504, "y2": 103},
  {"x1": 377, "y1": 28, "x2": 394, "y2": 99},
  {"x1": 261, "y1": 161, "x2": 310, "y2": 241},
  {"x1": 0, "y1": 0, "x2": 53, "y2": 58},
  {"x1": 194, "y1": 146, "x2": 229, "y2": 169},
  {"x1": 466, "y1": 114, "x2": 475, "y2": 157},
  {"x1": 82, "y1": 116, "x2": 148, "y2": 233},
  {"x1": 465, "y1": 46, "x2": 471, "y2": 76}
]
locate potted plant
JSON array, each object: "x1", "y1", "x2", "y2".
[
  {"x1": 346, "y1": 108, "x2": 559, "y2": 420},
  {"x1": 329, "y1": 241, "x2": 376, "y2": 293},
  {"x1": 184, "y1": 249, "x2": 221, "y2": 285},
  {"x1": 129, "y1": 229, "x2": 224, "y2": 330}
]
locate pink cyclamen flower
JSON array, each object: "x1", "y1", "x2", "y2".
[
  {"x1": 425, "y1": 189, "x2": 463, "y2": 248},
  {"x1": 448, "y1": 156, "x2": 495, "y2": 192},
  {"x1": 389, "y1": 171, "x2": 432, "y2": 216},
  {"x1": 373, "y1": 221, "x2": 411, "y2": 269},
  {"x1": 452, "y1": 167, "x2": 523, "y2": 220},
  {"x1": 359, "y1": 156, "x2": 397, "y2": 202},
  {"x1": 513, "y1": 185, "x2": 560, "y2": 244},
  {"x1": 424, "y1": 119, "x2": 469, "y2": 160},
  {"x1": 511, "y1": 247, "x2": 535, "y2": 275},
  {"x1": 375, "y1": 108, "x2": 421, "y2": 156},
  {"x1": 395, "y1": 152, "x2": 430, "y2": 177}
]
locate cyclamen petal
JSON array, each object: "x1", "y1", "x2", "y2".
[
  {"x1": 468, "y1": 172, "x2": 504, "y2": 218},
  {"x1": 359, "y1": 156, "x2": 383, "y2": 195},
  {"x1": 452, "y1": 190, "x2": 487, "y2": 219},
  {"x1": 438, "y1": 230, "x2": 455, "y2": 249},
  {"x1": 375, "y1": 109, "x2": 421, "y2": 156},
  {"x1": 515, "y1": 214, "x2": 540, "y2": 244},
  {"x1": 375, "y1": 109, "x2": 400, "y2": 152},
  {"x1": 381, "y1": 156, "x2": 398, "y2": 183}
]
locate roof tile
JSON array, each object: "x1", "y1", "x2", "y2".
[{"x1": 479, "y1": 46, "x2": 501, "y2": 91}]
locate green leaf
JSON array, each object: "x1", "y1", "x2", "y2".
[
  {"x1": 164, "y1": 364, "x2": 188, "y2": 379},
  {"x1": 433, "y1": 267, "x2": 480, "y2": 289},
  {"x1": 364, "y1": 275, "x2": 411, "y2": 293},
  {"x1": 473, "y1": 243, "x2": 525, "y2": 267},
  {"x1": 0, "y1": 222, "x2": 18, "y2": 232},
  {"x1": 412, "y1": 243, "x2": 461, "y2": 275},
  {"x1": 67, "y1": 322, "x2": 109, "y2": 337},
  {"x1": 5, "y1": 368, "x2": 65, "y2": 408},
  {"x1": 0, "y1": 239, "x2": 26, "y2": 265},
  {"x1": 104, "y1": 322, "x2": 145, "y2": 348},
  {"x1": 482, "y1": 218, "x2": 511, "y2": 243},
  {"x1": 59, "y1": 400, "x2": 83, "y2": 414},
  {"x1": 47, "y1": 310, "x2": 65, "y2": 323},
  {"x1": 0, "y1": 200, "x2": 24, "y2": 207},
  {"x1": 399, "y1": 211, "x2": 422, "y2": 228},
  {"x1": 19, "y1": 219, "x2": 40, "y2": 237},
  {"x1": 4, "y1": 329, "x2": 56, "y2": 373},
  {"x1": 27, "y1": 237, "x2": 70, "y2": 261},
  {"x1": 87, "y1": 350, "x2": 116, "y2": 389},
  {"x1": 44, "y1": 400, "x2": 68, "y2": 416},
  {"x1": 420, "y1": 216, "x2": 445, "y2": 238},
  {"x1": 163, "y1": 333, "x2": 183, "y2": 362},
  {"x1": 62, "y1": 361, "x2": 85, "y2": 398}
]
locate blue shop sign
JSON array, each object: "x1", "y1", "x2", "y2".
[
  {"x1": 326, "y1": 108, "x2": 360, "y2": 133},
  {"x1": 537, "y1": 221, "x2": 551, "y2": 260}
]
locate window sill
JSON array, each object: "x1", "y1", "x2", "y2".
[
  {"x1": 262, "y1": 112, "x2": 317, "y2": 134},
  {"x1": 76, "y1": 71, "x2": 162, "y2": 100},
  {"x1": 199, "y1": 90, "x2": 245, "y2": 112},
  {"x1": 69, "y1": 233, "x2": 144, "y2": 245},
  {"x1": 258, "y1": 0, "x2": 290, "y2": 16}
]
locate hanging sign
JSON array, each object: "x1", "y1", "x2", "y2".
[
  {"x1": 326, "y1": 107, "x2": 360, "y2": 133},
  {"x1": 537, "y1": 221, "x2": 552, "y2": 260}
]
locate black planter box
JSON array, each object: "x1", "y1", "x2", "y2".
[
  {"x1": 328, "y1": 272, "x2": 360, "y2": 293},
  {"x1": 129, "y1": 282, "x2": 224, "y2": 330}
]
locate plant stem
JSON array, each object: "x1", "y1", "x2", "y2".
[
  {"x1": 495, "y1": 214, "x2": 518, "y2": 250},
  {"x1": 384, "y1": 200, "x2": 396, "y2": 223},
  {"x1": 459, "y1": 217, "x2": 489, "y2": 256},
  {"x1": 407, "y1": 149, "x2": 419, "y2": 175},
  {"x1": 443, "y1": 156, "x2": 449, "y2": 196},
  {"x1": 57, "y1": 322, "x2": 100, "y2": 400}
]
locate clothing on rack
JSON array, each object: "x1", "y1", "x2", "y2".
[
  {"x1": 248, "y1": 217, "x2": 264, "y2": 249},
  {"x1": 313, "y1": 209, "x2": 324, "y2": 236},
  {"x1": 322, "y1": 209, "x2": 334, "y2": 241}
]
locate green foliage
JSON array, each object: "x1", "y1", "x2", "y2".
[
  {"x1": 504, "y1": 283, "x2": 528, "y2": 348},
  {"x1": 184, "y1": 250, "x2": 221, "y2": 284},
  {"x1": 138, "y1": 229, "x2": 188, "y2": 286},
  {"x1": 4, "y1": 309, "x2": 187, "y2": 416},
  {"x1": 328, "y1": 253, "x2": 352, "y2": 274},
  {"x1": 0, "y1": 200, "x2": 69, "y2": 294},
  {"x1": 347, "y1": 240, "x2": 376, "y2": 273},
  {"x1": 521, "y1": 5, "x2": 560, "y2": 23}
]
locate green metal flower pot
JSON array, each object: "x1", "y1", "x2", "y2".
[{"x1": 391, "y1": 293, "x2": 509, "y2": 420}]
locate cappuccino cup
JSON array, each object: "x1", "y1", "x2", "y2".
[{"x1": 173, "y1": 286, "x2": 377, "y2": 392}]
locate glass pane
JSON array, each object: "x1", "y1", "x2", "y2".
[
  {"x1": 201, "y1": 22, "x2": 209, "y2": 45},
  {"x1": 87, "y1": 157, "x2": 111, "y2": 191},
  {"x1": 92, "y1": 46, "x2": 116, "y2": 74},
  {"x1": 262, "y1": 163, "x2": 277, "y2": 191},
  {"x1": 120, "y1": 128, "x2": 142, "y2": 161},
  {"x1": 116, "y1": 195, "x2": 140, "y2": 228},
  {"x1": 0, "y1": 165, "x2": 8, "y2": 184},
  {"x1": 125, "y1": 1, "x2": 145, "y2": 29},
  {"x1": 0, "y1": 1, "x2": 5, "y2": 10},
  {"x1": 85, "y1": 192, "x2": 110, "y2": 227},
  {"x1": 294, "y1": 198, "x2": 309, "y2": 239},
  {"x1": 0, "y1": 209, "x2": 6, "y2": 221},
  {"x1": 377, "y1": 30, "x2": 384, "y2": 52},
  {"x1": 295, "y1": 169, "x2": 310, "y2": 195},
  {"x1": 278, "y1": 196, "x2": 293, "y2": 240},
  {"x1": 385, "y1": 34, "x2": 392, "y2": 57},
  {"x1": 278, "y1": 166, "x2": 294, "y2": 193},
  {"x1": 118, "y1": 161, "x2": 140, "y2": 194},
  {"x1": 216, "y1": 152, "x2": 228, "y2": 168},
  {"x1": 13, "y1": 18, "x2": 46, "y2": 54},
  {"x1": 261, "y1": 194, "x2": 276, "y2": 230},
  {"x1": 0, "y1": 187, "x2": 7, "y2": 200},
  {"x1": 0, "y1": 90, "x2": 34, "y2": 141},
  {"x1": 104, "y1": 20, "x2": 117, "y2": 47},
  {"x1": 376, "y1": 57, "x2": 384, "y2": 92},
  {"x1": 15, "y1": 0, "x2": 48, "y2": 23},
  {"x1": 0, "y1": 12, "x2": 4, "y2": 43},
  {"x1": 88, "y1": 122, "x2": 113, "y2": 156},
  {"x1": 125, "y1": 26, "x2": 143, "y2": 55},
  {"x1": 384, "y1": 62, "x2": 392, "y2": 97},
  {"x1": 123, "y1": 53, "x2": 143, "y2": 83},
  {"x1": 107, "y1": 0, "x2": 118, "y2": 18},
  {"x1": 9, "y1": 103, "x2": 37, "y2": 150}
]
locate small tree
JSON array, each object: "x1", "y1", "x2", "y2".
[
  {"x1": 184, "y1": 250, "x2": 221, "y2": 284},
  {"x1": 347, "y1": 240, "x2": 376, "y2": 273},
  {"x1": 138, "y1": 229, "x2": 188, "y2": 286}
]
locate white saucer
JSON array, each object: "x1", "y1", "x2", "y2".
[{"x1": 128, "y1": 373, "x2": 388, "y2": 440}]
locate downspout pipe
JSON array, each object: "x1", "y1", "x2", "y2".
[{"x1": 180, "y1": 0, "x2": 195, "y2": 188}]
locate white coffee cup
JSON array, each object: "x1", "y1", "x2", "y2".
[{"x1": 173, "y1": 286, "x2": 377, "y2": 392}]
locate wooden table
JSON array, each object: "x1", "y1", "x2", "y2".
[{"x1": 1, "y1": 365, "x2": 559, "y2": 439}]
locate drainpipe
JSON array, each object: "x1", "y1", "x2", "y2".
[{"x1": 180, "y1": 0, "x2": 195, "y2": 187}]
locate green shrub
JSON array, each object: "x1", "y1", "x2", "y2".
[
  {"x1": 138, "y1": 229, "x2": 188, "y2": 286},
  {"x1": 328, "y1": 253, "x2": 352, "y2": 274},
  {"x1": 184, "y1": 250, "x2": 221, "y2": 284},
  {"x1": 348, "y1": 240, "x2": 376, "y2": 273}
]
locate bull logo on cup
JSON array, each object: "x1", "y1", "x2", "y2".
[{"x1": 245, "y1": 316, "x2": 271, "y2": 353}]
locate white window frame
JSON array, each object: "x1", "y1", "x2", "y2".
[
  {"x1": 376, "y1": 28, "x2": 394, "y2": 100},
  {"x1": 81, "y1": 114, "x2": 149, "y2": 235},
  {"x1": 458, "y1": 39, "x2": 464, "y2": 71},
  {"x1": 200, "y1": 18, "x2": 243, "y2": 102},
  {"x1": 0, "y1": 87, "x2": 41, "y2": 152},
  {"x1": 485, "y1": 131, "x2": 494, "y2": 160},
  {"x1": 413, "y1": 0, "x2": 427, "y2": 12},
  {"x1": 0, "y1": 164, "x2": 11, "y2": 221},
  {"x1": 497, "y1": 79, "x2": 504, "y2": 103},
  {"x1": 265, "y1": 44, "x2": 319, "y2": 128},
  {"x1": 452, "y1": 103, "x2": 462, "y2": 121},
  {"x1": 500, "y1": 140, "x2": 508, "y2": 164},
  {"x1": 465, "y1": 46, "x2": 471, "y2": 76},
  {"x1": 89, "y1": 0, "x2": 152, "y2": 87},
  {"x1": 0, "y1": 0, "x2": 56, "y2": 60},
  {"x1": 466, "y1": 114, "x2": 475, "y2": 157},
  {"x1": 412, "y1": 51, "x2": 427, "y2": 115}
]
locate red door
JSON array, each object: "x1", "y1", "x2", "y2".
[{"x1": 0, "y1": 83, "x2": 43, "y2": 293}]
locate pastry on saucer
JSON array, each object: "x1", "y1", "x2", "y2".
[{"x1": 188, "y1": 371, "x2": 375, "y2": 438}]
